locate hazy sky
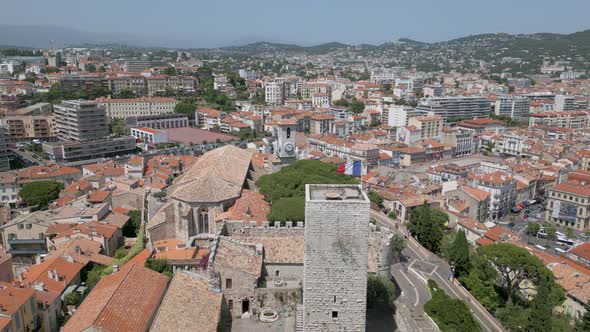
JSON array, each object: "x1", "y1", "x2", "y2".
[{"x1": 2, "y1": 0, "x2": 590, "y2": 47}]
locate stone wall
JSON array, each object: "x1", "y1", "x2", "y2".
[
  {"x1": 303, "y1": 186, "x2": 369, "y2": 332},
  {"x1": 112, "y1": 190, "x2": 143, "y2": 210},
  {"x1": 368, "y1": 224, "x2": 394, "y2": 276},
  {"x1": 226, "y1": 222, "x2": 305, "y2": 237},
  {"x1": 254, "y1": 286, "x2": 302, "y2": 317}
]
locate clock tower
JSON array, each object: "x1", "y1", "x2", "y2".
[{"x1": 274, "y1": 119, "x2": 297, "y2": 161}]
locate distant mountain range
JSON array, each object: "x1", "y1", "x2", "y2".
[
  {"x1": 219, "y1": 30, "x2": 590, "y2": 56},
  {"x1": 1, "y1": 24, "x2": 589, "y2": 57}
]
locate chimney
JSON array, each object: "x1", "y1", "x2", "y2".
[
  {"x1": 75, "y1": 245, "x2": 81, "y2": 255},
  {"x1": 113, "y1": 264, "x2": 119, "y2": 273},
  {"x1": 53, "y1": 269, "x2": 59, "y2": 281},
  {"x1": 255, "y1": 244, "x2": 263, "y2": 257},
  {"x1": 32, "y1": 282, "x2": 44, "y2": 292},
  {"x1": 48, "y1": 270, "x2": 54, "y2": 280}
]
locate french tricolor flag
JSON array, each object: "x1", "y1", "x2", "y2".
[{"x1": 344, "y1": 160, "x2": 362, "y2": 177}]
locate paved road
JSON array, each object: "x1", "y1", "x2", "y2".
[
  {"x1": 9, "y1": 148, "x2": 43, "y2": 165},
  {"x1": 371, "y1": 211, "x2": 506, "y2": 332}
]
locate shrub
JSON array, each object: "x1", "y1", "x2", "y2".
[
  {"x1": 424, "y1": 280, "x2": 481, "y2": 332},
  {"x1": 19, "y1": 181, "x2": 64, "y2": 208},
  {"x1": 63, "y1": 291, "x2": 82, "y2": 306},
  {"x1": 367, "y1": 275, "x2": 396, "y2": 310}
]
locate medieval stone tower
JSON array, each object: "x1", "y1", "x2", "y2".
[
  {"x1": 303, "y1": 184, "x2": 370, "y2": 332},
  {"x1": 273, "y1": 118, "x2": 297, "y2": 162}
]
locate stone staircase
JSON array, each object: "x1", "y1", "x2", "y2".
[{"x1": 295, "y1": 305, "x2": 304, "y2": 332}]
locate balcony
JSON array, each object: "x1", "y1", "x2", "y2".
[
  {"x1": 8, "y1": 238, "x2": 46, "y2": 245},
  {"x1": 8, "y1": 248, "x2": 47, "y2": 255}
]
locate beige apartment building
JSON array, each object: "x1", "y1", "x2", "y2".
[
  {"x1": 545, "y1": 180, "x2": 590, "y2": 231},
  {"x1": 95, "y1": 97, "x2": 178, "y2": 119},
  {"x1": 409, "y1": 115, "x2": 443, "y2": 141},
  {"x1": 0, "y1": 103, "x2": 56, "y2": 139}
]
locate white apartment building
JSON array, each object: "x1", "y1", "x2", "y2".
[
  {"x1": 381, "y1": 106, "x2": 423, "y2": 127},
  {"x1": 495, "y1": 96, "x2": 530, "y2": 120},
  {"x1": 497, "y1": 134, "x2": 525, "y2": 157},
  {"x1": 130, "y1": 127, "x2": 169, "y2": 148},
  {"x1": 442, "y1": 129, "x2": 477, "y2": 157},
  {"x1": 417, "y1": 96, "x2": 491, "y2": 121},
  {"x1": 0, "y1": 63, "x2": 16, "y2": 75},
  {"x1": 265, "y1": 81, "x2": 284, "y2": 105},
  {"x1": 529, "y1": 111, "x2": 590, "y2": 129},
  {"x1": 238, "y1": 69, "x2": 257, "y2": 81},
  {"x1": 96, "y1": 97, "x2": 178, "y2": 119},
  {"x1": 555, "y1": 95, "x2": 576, "y2": 112},
  {"x1": 312, "y1": 93, "x2": 330, "y2": 108},
  {"x1": 471, "y1": 171, "x2": 517, "y2": 221}
]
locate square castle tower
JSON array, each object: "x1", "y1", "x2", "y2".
[{"x1": 303, "y1": 184, "x2": 370, "y2": 331}]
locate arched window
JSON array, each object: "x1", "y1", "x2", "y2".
[
  {"x1": 199, "y1": 210, "x2": 209, "y2": 234},
  {"x1": 286, "y1": 127, "x2": 291, "y2": 139}
]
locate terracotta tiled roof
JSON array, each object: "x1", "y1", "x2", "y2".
[
  {"x1": 482, "y1": 226, "x2": 518, "y2": 243},
  {"x1": 0, "y1": 282, "x2": 35, "y2": 315},
  {"x1": 18, "y1": 256, "x2": 84, "y2": 304},
  {"x1": 17, "y1": 164, "x2": 81, "y2": 180},
  {"x1": 231, "y1": 236, "x2": 304, "y2": 264},
  {"x1": 87, "y1": 190, "x2": 111, "y2": 203},
  {"x1": 62, "y1": 263, "x2": 168, "y2": 332},
  {"x1": 48, "y1": 238, "x2": 113, "y2": 266},
  {"x1": 215, "y1": 189, "x2": 269, "y2": 224},
  {"x1": 54, "y1": 221, "x2": 119, "y2": 240},
  {"x1": 150, "y1": 271, "x2": 221, "y2": 332},
  {"x1": 212, "y1": 237, "x2": 262, "y2": 277},
  {"x1": 570, "y1": 243, "x2": 590, "y2": 261},
  {"x1": 552, "y1": 180, "x2": 590, "y2": 197},
  {"x1": 462, "y1": 186, "x2": 491, "y2": 201},
  {"x1": 169, "y1": 145, "x2": 252, "y2": 204}
]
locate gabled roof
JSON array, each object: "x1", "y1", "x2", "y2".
[
  {"x1": 461, "y1": 186, "x2": 491, "y2": 201},
  {"x1": 62, "y1": 263, "x2": 168, "y2": 332},
  {"x1": 170, "y1": 145, "x2": 252, "y2": 203},
  {"x1": 150, "y1": 271, "x2": 222, "y2": 332}
]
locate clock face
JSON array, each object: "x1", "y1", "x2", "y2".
[{"x1": 284, "y1": 143, "x2": 294, "y2": 152}]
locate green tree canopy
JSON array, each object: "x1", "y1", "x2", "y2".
[
  {"x1": 256, "y1": 160, "x2": 357, "y2": 202},
  {"x1": 332, "y1": 99, "x2": 350, "y2": 107},
  {"x1": 367, "y1": 190, "x2": 383, "y2": 206},
  {"x1": 408, "y1": 203, "x2": 447, "y2": 253},
  {"x1": 267, "y1": 196, "x2": 305, "y2": 222},
  {"x1": 256, "y1": 160, "x2": 357, "y2": 221},
  {"x1": 174, "y1": 101, "x2": 196, "y2": 114},
  {"x1": 19, "y1": 181, "x2": 64, "y2": 208},
  {"x1": 108, "y1": 117, "x2": 127, "y2": 137},
  {"x1": 63, "y1": 291, "x2": 82, "y2": 306},
  {"x1": 425, "y1": 280, "x2": 481, "y2": 332},
  {"x1": 390, "y1": 234, "x2": 406, "y2": 262},
  {"x1": 350, "y1": 100, "x2": 365, "y2": 114},
  {"x1": 527, "y1": 277, "x2": 555, "y2": 332},
  {"x1": 163, "y1": 66, "x2": 177, "y2": 76},
  {"x1": 449, "y1": 230, "x2": 470, "y2": 277},
  {"x1": 477, "y1": 243, "x2": 560, "y2": 304},
  {"x1": 367, "y1": 275, "x2": 396, "y2": 310},
  {"x1": 526, "y1": 222, "x2": 541, "y2": 236},
  {"x1": 122, "y1": 210, "x2": 141, "y2": 238},
  {"x1": 115, "y1": 88, "x2": 136, "y2": 98},
  {"x1": 575, "y1": 300, "x2": 590, "y2": 331},
  {"x1": 459, "y1": 255, "x2": 502, "y2": 311}
]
